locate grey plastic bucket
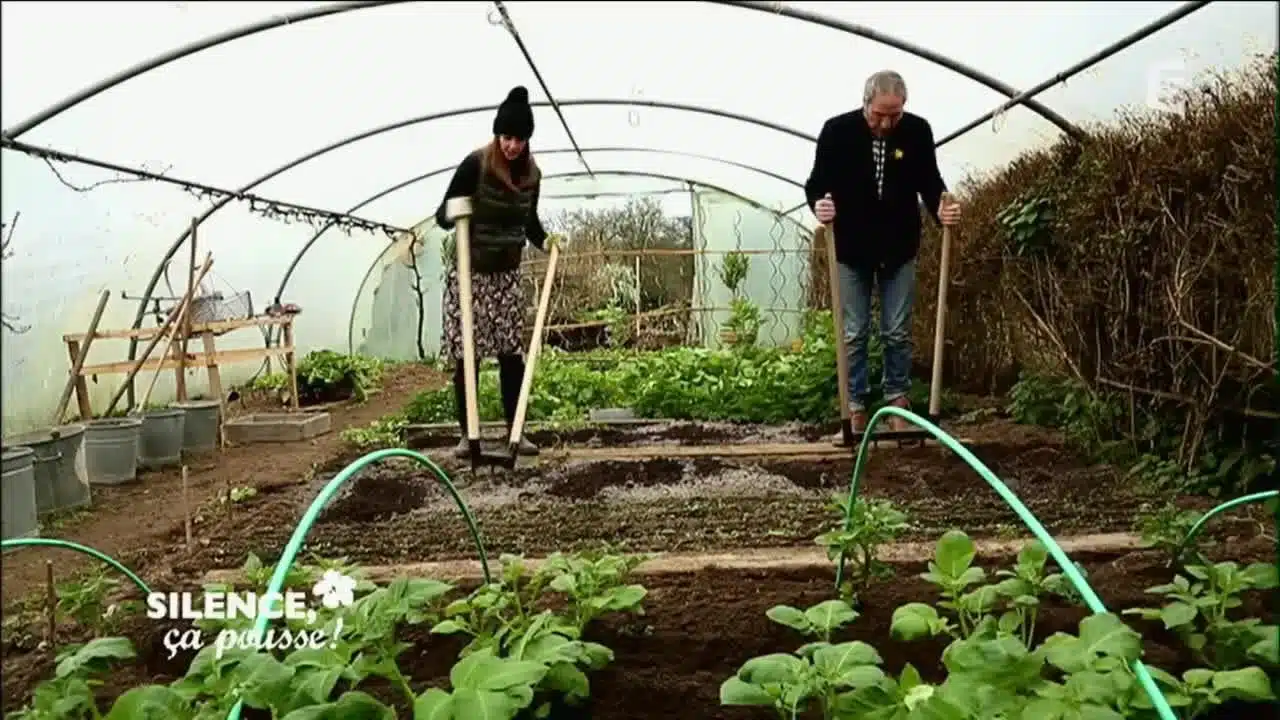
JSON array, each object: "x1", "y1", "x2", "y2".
[
  {"x1": 172, "y1": 400, "x2": 220, "y2": 456},
  {"x1": 139, "y1": 408, "x2": 186, "y2": 469},
  {"x1": 85, "y1": 417, "x2": 142, "y2": 485},
  {"x1": 4, "y1": 424, "x2": 91, "y2": 514},
  {"x1": 2, "y1": 446, "x2": 40, "y2": 540}
]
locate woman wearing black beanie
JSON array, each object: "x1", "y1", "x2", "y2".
[{"x1": 434, "y1": 86, "x2": 553, "y2": 458}]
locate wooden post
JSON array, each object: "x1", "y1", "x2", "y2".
[
  {"x1": 634, "y1": 254, "x2": 642, "y2": 342},
  {"x1": 138, "y1": 253, "x2": 212, "y2": 411},
  {"x1": 64, "y1": 341, "x2": 94, "y2": 421},
  {"x1": 201, "y1": 330, "x2": 227, "y2": 449},
  {"x1": 45, "y1": 561, "x2": 56, "y2": 643},
  {"x1": 176, "y1": 217, "x2": 199, "y2": 402},
  {"x1": 281, "y1": 320, "x2": 299, "y2": 411},
  {"x1": 54, "y1": 290, "x2": 110, "y2": 424},
  {"x1": 182, "y1": 465, "x2": 192, "y2": 551},
  {"x1": 928, "y1": 192, "x2": 956, "y2": 419},
  {"x1": 103, "y1": 254, "x2": 213, "y2": 416}
]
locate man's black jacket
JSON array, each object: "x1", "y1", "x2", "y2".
[{"x1": 804, "y1": 110, "x2": 948, "y2": 273}]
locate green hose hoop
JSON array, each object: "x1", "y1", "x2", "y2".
[
  {"x1": 833, "y1": 406, "x2": 1176, "y2": 720},
  {"x1": 1177, "y1": 489, "x2": 1279, "y2": 558},
  {"x1": 226, "y1": 448, "x2": 489, "y2": 720},
  {"x1": 0, "y1": 538, "x2": 152, "y2": 595}
]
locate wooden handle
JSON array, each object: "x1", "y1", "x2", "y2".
[
  {"x1": 821, "y1": 225, "x2": 853, "y2": 424},
  {"x1": 928, "y1": 192, "x2": 956, "y2": 417},
  {"x1": 509, "y1": 241, "x2": 561, "y2": 446},
  {"x1": 453, "y1": 201, "x2": 481, "y2": 442}
]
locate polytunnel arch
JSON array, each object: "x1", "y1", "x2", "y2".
[
  {"x1": 2, "y1": 0, "x2": 1081, "y2": 142},
  {"x1": 273, "y1": 146, "x2": 806, "y2": 304},
  {"x1": 0, "y1": 0, "x2": 1223, "y2": 411},
  {"x1": 343, "y1": 169, "x2": 813, "y2": 359}
]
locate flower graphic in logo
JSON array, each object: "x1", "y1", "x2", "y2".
[
  {"x1": 893, "y1": 148, "x2": 904, "y2": 160},
  {"x1": 312, "y1": 570, "x2": 357, "y2": 610}
]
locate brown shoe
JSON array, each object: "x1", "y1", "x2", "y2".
[
  {"x1": 886, "y1": 397, "x2": 911, "y2": 432},
  {"x1": 831, "y1": 408, "x2": 869, "y2": 446}
]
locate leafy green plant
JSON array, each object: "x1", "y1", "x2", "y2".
[
  {"x1": 890, "y1": 531, "x2": 1082, "y2": 648},
  {"x1": 55, "y1": 570, "x2": 136, "y2": 636},
  {"x1": 814, "y1": 495, "x2": 910, "y2": 605},
  {"x1": 717, "y1": 251, "x2": 750, "y2": 297},
  {"x1": 6, "y1": 638, "x2": 137, "y2": 719},
  {"x1": 721, "y1": 599, "x2": 885, "y2": 719},
  {"x1": 247, "y1": 351, "x2": 386, "y2": 404},
  {"x1": 413, "y1": 647, "x2": 548, "y2": 719},
  {"x1": 1123, "y1": 560, "x2": 1279, "y2": 670},
  {"x1": 340, "y1": 413, "x2": 408, "y2": 449},
  {"x1": 430, "y1": 551, "x2": 649, "y2": 716},
  {"x1": 1134, "y1": 502, "x2": 1210, "y2": 569},
  {"x1": 721, "y1": 297, "x2": 762, "y2": 348},
  {"x1": 995, "y1": 192, "x2": 1056, "y2": 257},
  {"x1": 401, "y1": 327, "x2": 953, "y2": 427}
]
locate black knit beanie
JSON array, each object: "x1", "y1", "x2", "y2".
[{"x1": 492, "y1": 86, "x2": 534, "y2": 140}]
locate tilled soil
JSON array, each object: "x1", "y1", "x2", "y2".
[
  {"x1": 3, "y1": 546, "x2": 1275, "y2": 718},
  {"x1": 161, "y1": 429, "x2": 1163, "y2": 575}
]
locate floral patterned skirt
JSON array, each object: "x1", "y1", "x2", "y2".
[{"x1": 441, "y1": 267, "x2": 525, "y2": 363}]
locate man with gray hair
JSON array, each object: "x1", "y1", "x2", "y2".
[{"x1": 804, "y1": 70, "x2": 961, "y2": 437}]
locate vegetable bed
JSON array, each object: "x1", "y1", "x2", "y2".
[
  {"x1": 151, "y1": 425, "x2": 1159, "y2": 576},
  {"x1": 2, "y1": 535, "x2": 1275, "y2": 719}
]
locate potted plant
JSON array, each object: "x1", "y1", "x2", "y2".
[{"x1": 716, "y1": 251, "x2": 750, "y2": 346}]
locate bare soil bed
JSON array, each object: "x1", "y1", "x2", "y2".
[
  {"x1": 160, "y1": 421, "x2": 1168, "y2": 576},
  {"x1": 406, "y1": 419, "x2": 834, "y2": 450},
  {"x1": 2, "y1": 543, "x2": 1275, "y2": 718}
]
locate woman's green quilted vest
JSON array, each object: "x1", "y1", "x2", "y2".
[{"x1": 468, "y1": 168, "x2": 534, "y2": 273}]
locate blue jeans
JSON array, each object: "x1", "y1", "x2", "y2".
[{"x1": 836, "y1": 259, "x2": 916, "y2": 411}]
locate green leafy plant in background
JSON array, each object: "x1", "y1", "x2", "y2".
[
  {"x1": 400, "y1": 310, "x2": 954, "y2": 428},
  {"x1": 1134, "y1": 502, "x2": 1211, "y2": 570},
  {"x1": 247, "y1": 351, "x2": 386, "y2": 404},
  {"x1": 716, "y1": 251, "x2": 760, "y2": 348}
]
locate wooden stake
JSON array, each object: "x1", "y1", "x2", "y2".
[
  {"x1": 45, "y1": 561, "x2": 56, "y2": 643},
  {"x1": 182, "y1": 465, "x2": 192, "y2": 551},
  {"x1": 52, "y1": 289, "x2": 110, "y2": 424},
  {"x1": 176, "y1": 217, "x2": 199, "y2": 402}
]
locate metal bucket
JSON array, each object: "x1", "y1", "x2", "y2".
[
  {"x1": 3, "y1": 424, "x2": 91, "y2": 514},
  {"x1": 139, "y1": 408, "x2": 185, "y2": 469},
  {"x1": 171, "y1": 400, "x2": 220, "y2": 456},
  {"x1": 84, "y1": 417, "x2": 142, "y2": 485},
  {"x1": 2, "y1": 446, "x2": 40, "y2": 540}
]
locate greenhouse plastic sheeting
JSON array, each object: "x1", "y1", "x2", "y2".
[
  {"x1": 1, "y1": 1, "x2": 1275, "y2": 434},
  {"x1": 350, "y1": 174, "x2": 813, "y2": 361}
]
